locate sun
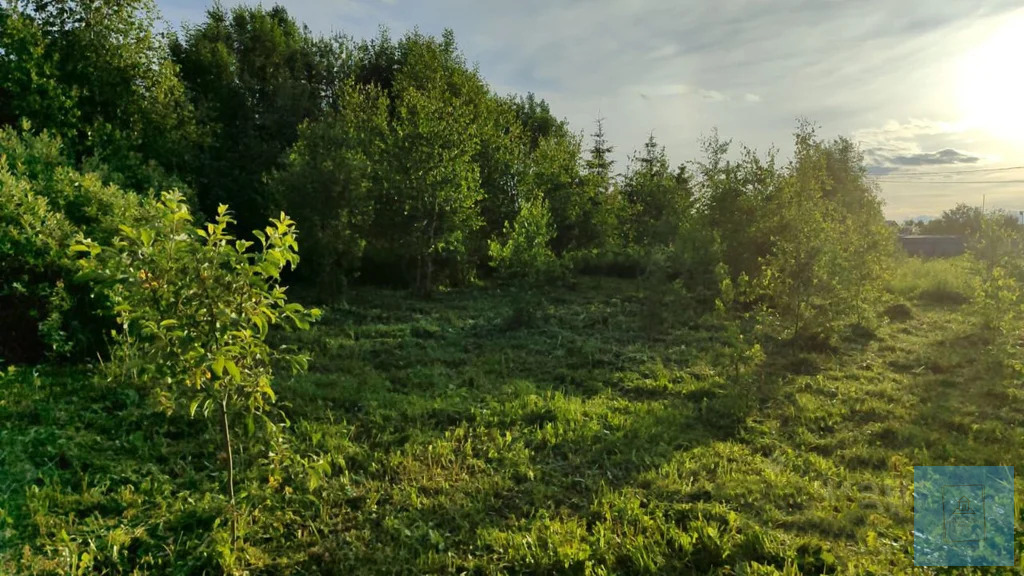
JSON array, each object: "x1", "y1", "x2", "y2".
[{"x1": 956, "y1": 10, "x2": 1024, "y2": 145}]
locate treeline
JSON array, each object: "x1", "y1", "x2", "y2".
[
  {"x1": 902, "y1": 204, "x2": 1024, "y2": 262},
  {"x1": 1, "y1": 0, "x2": 898, "y2": 364}
]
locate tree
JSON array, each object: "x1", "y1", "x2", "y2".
[
  {"x1": 756, "y1": 121, "x2": 894, "y2": 343},
  {"x1": 170, "y1": 4, "x2": 348, "y2": 233},
  {"x1": 509, "y1": 92, "x2": 567, "y2": 152},
  {"x1": 271, "y1": 81, "x2": 389, "y2": 297},
  {"x1": 585, "y1": 115, "x2": 615, "y2": 183},
  {"x1": 474, "y1": 95, "x2": 531, "y2": 261},
  {"x1": 0, "y1": 0, "x2": 197, "y2": 191},
  {"x1": 921, "y1": 203, "x2": 983, "y2": 239},
  {"x1": 692, "y1": 129, "x2": 781, "y2": 280},
  {"x1": 381, "y1": 36, "x2": 486, "y2": 293},
  {"x1": 73, "y1": 193, "x2": 321, "y2": 571},
  {"x1": 620, "y1": 133, "x2": 692, "y2": 248},
  {"x1": 488, "y1": 193, "x2": 560, "y2": 284}
]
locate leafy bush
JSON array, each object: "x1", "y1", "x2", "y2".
[
  {"x1": 74, "y1": 192, "x2": 322, "y2": 571},
  {"x1": 0, "y1": 127, "x2": 145, "y2": 363},
  {"x1": 488, "y1": 195, "x2": 563, "y2": 284}
]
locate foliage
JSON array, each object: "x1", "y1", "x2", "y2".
[
  {"x1": 384, "y1": 43, "x2": 486, "y2": 293},
  {"x1": 8, "y1": 3, "x2": 1024, "y2": 574},
  {"x1": 7, "y1": 278, "x2": 1022, "y2": 574},
  {"x1": 72, "y1": 192, "x2": 321, "y2": 571},
  {"x1": 170, "y1": 3, "x2": 348, "y2": 232},
  {"x1": 488, "y1": 194, "x2": 562, "y2": 284},
  {"x1": 271, "y1": 81, "x2": 390, "y2": 297},
  {"x1": 0, "y1": 127, "x2": 147, "y2": 364},
  {"x1": 752, "y1": 122, "x2": 894, "y2": 345},
  {"x1": 0, "y1": 0, "x2": 198, "y2": 191},
  {"x1": 620, "y1": 134, "x2": 692, "y2": 249}
]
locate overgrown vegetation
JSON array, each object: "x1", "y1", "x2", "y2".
[{"x1": 3, "y1": 1, "x2": 1024, "y2": 574}]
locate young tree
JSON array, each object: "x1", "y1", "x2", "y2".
[
  {"x1": 488, "y1": 192, "x2": 560, "y2": 284},
  {"x1": 73, "y1": 193, "x2": 321, "y2": 570},
  {"x1": 620, "y1": 134, "x2": 692, "y2": 248},
  {"x1": 692, "y1": 130, "x2": 781, "y2": 280},
  {"x1": 756, "y1": 121, "x2": 894, "y2": 343},
  {"x1": 385, "y1": 62, "x2": 485, "y2": 293}
]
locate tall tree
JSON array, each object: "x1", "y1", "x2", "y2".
[
  {"x1": 170, "y1": 4, "x2": 348, "y2": 233},
  {"x1": 375, "y1": 30, "x2": 487, "y2": 293},
  {"x1": 270, "y1": 81, "x2": 390, "y2": 297},
  {"x1": 0, "y1": 0, "x2": 196, "y2": 191}
]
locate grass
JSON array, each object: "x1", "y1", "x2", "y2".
[
  {"x1": 3, "y1": 272, "x2": 1024, "y2": 574},
  {"x1": 886, "y1": 255, "x2": 976, "y2": 305}
]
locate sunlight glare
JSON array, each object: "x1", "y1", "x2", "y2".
[{"x1": 956, "y1": 11, "x2": 1024, "y2": 145}]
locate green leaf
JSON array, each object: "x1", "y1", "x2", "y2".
[
  {"x1": 225, "y1": 359, "x2": 241, "y2": 380},
  {"x1": 211, "y1": 357, "x2": 225, "y2": 378},
  {"x1": 189, "y1": 398, "x2": 201, "y2": 418}
]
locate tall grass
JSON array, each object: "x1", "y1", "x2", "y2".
[{"x1": 885, "y1": 255, "x2": 976, "y2": 305}]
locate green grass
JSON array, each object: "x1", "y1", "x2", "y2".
[
  {"x1": 3, "y1": 276, "x2": 1023, "y2": 574},
  {"x1": 886, "y1": 255, "x2": 976, "y2": 305}
]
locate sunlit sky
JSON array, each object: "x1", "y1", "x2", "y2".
[{"x1": 157, "y1": 0, "x2": 1024, "y2": 221}]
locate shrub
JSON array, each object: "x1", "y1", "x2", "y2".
[
  {"x1": 0, "y1": 127, "x2": 145, "y2": 363},
  {"x1": 488, "y1": 195, "x2": 563, "y2": 284}
]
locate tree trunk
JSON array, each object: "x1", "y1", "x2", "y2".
[{"x1": 220, "y1": 397, "x2": 237, "y2": 549}]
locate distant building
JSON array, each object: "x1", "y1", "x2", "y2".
[{"x1": 899, "y1": 235, "x2": 965, "y2": 258}]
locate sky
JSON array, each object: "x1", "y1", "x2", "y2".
[{"x1": 156, "y1": 0, "x2": 1024, "y2": 221}]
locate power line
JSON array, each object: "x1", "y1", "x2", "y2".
[
  {"x1": 873, "y1": 179, "x2": 1024, "y2": 184},
  {"x1": 873, "y1": 164, "x2": 1024, "y2": 177}
]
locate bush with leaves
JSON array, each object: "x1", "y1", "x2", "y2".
[
  {"x1": 752, "y1": 122, "x2": 894, "y2": 346},
  {"x1": 488, "y1": 194, "x2": 562, "y2": 284},
  {"x1": 0, "y1": 127, "x2": 147, "y2": 364},
  {"x1": 73, "y1": 191, "x2": 322, "y2": 571}
]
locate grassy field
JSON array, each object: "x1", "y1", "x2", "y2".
[{"x1": 3, "y1": 263, "x2": 1023, "y2": 574}]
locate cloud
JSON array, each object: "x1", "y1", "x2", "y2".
[
  {"x1": 889, "y1": 148, "x2": 980, "y2": 166},
  {"x1": 156, "y1": 0, "x2": 1024, "y2": 216},
  {"x1": 699, "y1": 89, "x2": 728, "y2": 102},
  {"x1": 855, "y1": 118, "x2": 982, "y2": 172},
  {"x1": 645, "y1": 44, "x2": 678, "y2": 60}
]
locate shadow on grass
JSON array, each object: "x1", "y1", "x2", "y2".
[{"x1": 276, "y1": 281, "x2": 807, "y2": 573}]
